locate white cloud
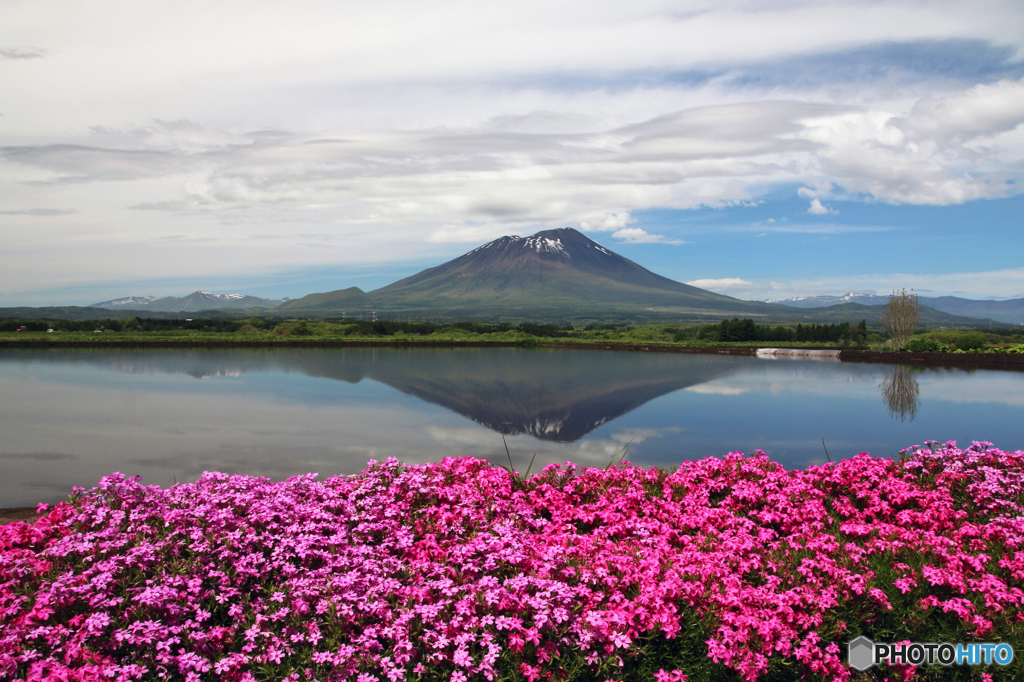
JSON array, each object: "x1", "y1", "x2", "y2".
[
  {"x1": 685, "y1": 384, "x2": 752, "y2": 396},
  {"x1": 611, "y1": 228, "x2": 686, "y2": 244},
  {"x1": 427, "y1": 223, "x2": 518, "y2": 244},
  {"x1": 579, "y1": 211, "x2": 634, "y2": 232},
  {"x1": 807, "y1": 198, "x2": 838, "y2": 214},
  {"x1": 685, "y1": 277, "x2": 754, "y2": 292},
  {"x1": 791, "y1": 79, "x2": 1024, "y2": 206}
]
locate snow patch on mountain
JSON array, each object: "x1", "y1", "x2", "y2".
[
  {"x1": 90, "y1": 291, "x2": 285, "y2": 311},
  {"x1": 766, "y1": 293, "x2": 889, "y2": 307},
  {"x1": 90, "y1": 296, "x2": 158, "y2": 308},
  {"x1": 523, "y1": 236, "x2": 568, "y2": 257}
]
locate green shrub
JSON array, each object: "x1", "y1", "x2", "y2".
[
  {"x1": 952, "y1": 331, "x2": 988, "y2": 351},
  {"x1": 900, "y1": 337, "x2": 948, "y2": 352},
  {"x1": 927, "y1": 330, "x2": 992, "y2": 350}
]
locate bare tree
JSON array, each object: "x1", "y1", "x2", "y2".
[{"x1": 881, "y1": 288, "x2": 920, "y2": 347}]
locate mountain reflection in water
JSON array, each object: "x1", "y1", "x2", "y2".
[{"x1": 11, "y1": 348, "x2": 739, "y2": 442}]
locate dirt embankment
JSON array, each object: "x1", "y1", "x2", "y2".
[
  {"x1": 0, "y1": 507, "x2": 40, "y2": 525},
  {"x1": 838, "y1": 349, "x2": 1024, "y2": 371}
]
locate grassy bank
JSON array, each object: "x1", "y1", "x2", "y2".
[
  {"x1": 4, "y1": 319, "x2": 1023, "y2": 362},
  {"x1": 2, "y1": 442, "x2": 1022, "y2": 681},
  {"x1": 0, "y1": 319, "x2": 873, "y2": 348}
]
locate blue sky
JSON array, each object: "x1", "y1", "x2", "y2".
[{"x1": 2, "y1": 1, "x2": 1023, "y2": 305}]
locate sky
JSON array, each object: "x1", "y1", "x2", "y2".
[{"x1": 2, "y1": 0, "x2": 1024, "y2": 306}]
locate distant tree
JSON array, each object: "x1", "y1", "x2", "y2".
[
  {"x1": 854, "y1": 320, "x2": 868, "y2": 344},
  {"x1": 881, "y1": 288, "x2": 920, "y2": 347}
]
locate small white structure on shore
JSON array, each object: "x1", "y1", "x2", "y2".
[{"x1": 756, "y1": 348, "x2": 841, "y2": 360}]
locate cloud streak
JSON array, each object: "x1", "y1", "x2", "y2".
[
  {"x1": 0, "y1": 48, "x2": 45, "y2": 60},
  {"x1": 0, "y1": 208, "x2": 77, "y2": 216},
  {"x1": 612, "y1": 228, "x2": 686, "y2": 244}
]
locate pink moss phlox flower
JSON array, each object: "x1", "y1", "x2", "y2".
[{"x1": 1, "y1": 442, "x2": 1022, "y2": 680}]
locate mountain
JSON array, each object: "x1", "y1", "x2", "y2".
[
  {"x1": 91, "y1": 291, "x2": 287, "y2": 312},
  {"x1": 280, "y1": 227, "x2": 786, "y2": 321},
  {"x1": 768, "y1": 293, "x2": 1024, "y2": 325}
]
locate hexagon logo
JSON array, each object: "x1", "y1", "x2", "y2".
[{"x1": 848, "y1": 636, "x2": 875, "y2": 671}]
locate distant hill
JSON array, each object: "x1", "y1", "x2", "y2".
[
  {"x1": 768, "y1": 293, "x2": 1024, "y2": 325},
  {"x1": 766, "y1": 302, "x2": 1001, "y2": 328},
  {"x1": 920, "y1": 297, "x2": 1024, "y2": 325},
  {"x1": 91, "y1": 291, "x2": 288, "y2": 313},
  {"x1": 279, "y1": 287, "x2": 370, "y2": 312}
]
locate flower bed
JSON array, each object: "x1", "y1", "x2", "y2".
[{"x1": 2, "y1": 442, "x2": 1023, "y2": 681}]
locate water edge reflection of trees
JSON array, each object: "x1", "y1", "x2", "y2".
[{"x1": 879, "y1": 365, "x2": 920, "y2": 421}]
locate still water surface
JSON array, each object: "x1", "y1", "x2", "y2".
[{"x1": 1, "y1": 347, "x2": 1022, "y2": 507}]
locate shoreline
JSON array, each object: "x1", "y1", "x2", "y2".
[{"x1": 1, "y1": 337, "x2": 1022, "y2": 370}]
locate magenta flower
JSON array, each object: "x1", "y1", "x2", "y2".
[{"x1": 1, "y1": 441, "x2": 1022, "y2": 681}]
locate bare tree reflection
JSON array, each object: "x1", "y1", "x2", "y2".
[{"x1": 880, "y1": 365, "x2": 920, "y2": 421}]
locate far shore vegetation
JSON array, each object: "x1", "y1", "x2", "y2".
[{"x1": 2, "y1": 316, "x2": 1023, "y2": 352}]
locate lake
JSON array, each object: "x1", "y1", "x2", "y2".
[{"x1": 1, "y1": 346, "x2": 1022, "y2": 508}]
